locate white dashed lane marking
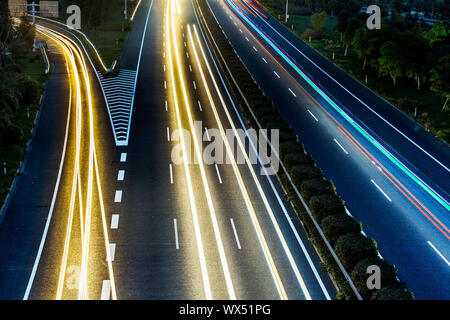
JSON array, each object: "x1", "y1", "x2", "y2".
[
  {"x1": 111, "y1": 214, "x2": 119, "y2": 229},
  {"x1": 114, "y1": 190, "x2": 122, "y2": 203}
]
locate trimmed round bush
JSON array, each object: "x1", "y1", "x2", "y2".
[
  {"x1": 284, "y1": 152, "x2": 313, "y2": 171},
  {"x1": 254, "y1": 107, "x2": 275, "y2": 119},
  {"x1": 300, "y1": 178, "x2": 336, "y2": 202},
  {"x1": 351, "y1": 256, "x2": 398, "y2": 299},
  {"x1": 322, "y1": 214, "x2": 361, "y2": 245},
  {"x1": 309, "y1": 194, "x2": 346, "y2": 223},
  {"x1": 290, "y1": 164, "x2": 323, "y2": 188},
  {"x1": 370, "y1": 286, "x2": 414, "y2": 300},
  {"x1": 280, "y1": 141, "x2": 303, "y2": 161},
  {"x1": 334, "y1": 233, "x2": 378, "y2": 271},
  {"x1": 278, "y1": 129, "x2": 297, "y2": 143}
]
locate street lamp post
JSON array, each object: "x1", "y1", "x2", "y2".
[{"x1": 124, "y1": 0, "x2": 128, "y2": 20}]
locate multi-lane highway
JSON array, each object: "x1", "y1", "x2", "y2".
[
  {"x1": 0, "y1": 0, "x2": 337, "y2": 300},
  {"x1": 208, "y1": 0, "x2": 450, "y2": 299}
]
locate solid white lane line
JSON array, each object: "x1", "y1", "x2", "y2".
[
  {"x1": 370, "y1": 179, "x2": 392, "y2": 202},
  {"x1": 114, "y1": 190, "x2": 122, "y2": 203},
  {"x1": 117, "y1": 170, "x2": 125, "y2": 181},
  {"x1": 23, "y1": 84, "x2": 73, "y2": 301},
  {"x1": 215, "y1": 164, "x2": 223, "y2": 184},
  {"x1": 334, "y1": 138, "x2": 349, "y2": 154},
  {"x1": 111, "y1": 214, "x2": 119, "y2": 229},
  {"x1": 273, "y1": 70, "x2": 280, "y2": 78},
  {"x1": 165, "y1": 100, "x2": 168, "y2": 111},
  {"x1": 193, "y1": 81, "x2": 197, "y2": 89},
  {"x1": 101, "y1": 280, "x2": 111, "y2": 300},
  {"x1": 262, "y1": 57, "x2": 268, "y2": 64},
  {"x1": 307, "y1": 109, "x2": 318, "y2": 122},
  {"x1": 169, "y1": 164, "x2": 174, "y2": 184},
  {"x1": 107, "y1": 243, "x2": 116, "y2": 261},
  {"x1": 428, "y1": 241, "x2": 450, "y2": 266},
  {"x1": 120, "y1": 152, "x2": 127, "y2": 162},
  {"x1": 174, "y1": 219, "x2": 179, "y2": 249},
  {"x1": 230, "y1": 218, "x2": 241, "y2": 250},
  {"x1": 205, "y1": 127, "x2": 211, "y2": 141},
  {"x1": 198, "y1": 100, "x2": 203, "y2": 111},
  {"x1": 288, "y1": 88, "x2": 297, "y2": 97},
  {"x1": 167, "y1": 127, "x2": 170, "y2": 141}
]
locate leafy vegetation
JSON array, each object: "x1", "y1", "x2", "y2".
[
  {"x1": 261, "y1": 0, "x2": 450, "y2": 142},
  {"x1": 0, "y1": 5, "x2": 46, "y2": 209},
  {"x1": 195, "y1": 0, "x2": 414, "y2": 299}
]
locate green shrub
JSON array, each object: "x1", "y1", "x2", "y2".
[
  {"x1": 322, "y1": 214, "x2": 361, "y2": 245},
  {"x1": 309, "y1": 194, "x2": 346, "y2": 222},
  {"x1": 278, "y1": 129, "x2": 297, "y2": 143},
  {"x1": 290, "y1": 164, "x2": 323, "y2": 188},
  {"x1": 284, "y1": 152, "x2": 314, "y2": 170},
  {"x1": 13, "y1": 73, "x2": 40, "y2": 105},
  {"x1": 334, "y1": 233, "x2": 378, "y2": 271},
  {"x1": 254, "y1": 106, "x2": 275, "y2": 119},
  {"x1": 300, "y1": 28, "x2": 326, "y2": 40},
  {"x1": 261, "y1": 113, "x2": 283, "y2": 127},
  {"x1": 351, "y1": 257, "x2": 398, "y2": 299},
  {"x1": 280, "y1": 141, "x2": 303, "y2": 161},
  {"x1": 370, "y1": 286, "x2": 414, "y2": 300},
  {"x1": 3, "y1": 124, "x2": 24, "y2": 145},
  {"x1": 300, "y1": 178, "x2": 335, "y2": 202}
]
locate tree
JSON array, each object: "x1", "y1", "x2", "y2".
[
  {"x1": 16, "y1": 19, "x2": 35, "y2": 51},
  {"x1": 0, "y1": 1, "x2": 10, "y2": 68},
  {"x1": 379, "y1": 41, "x2": 404, "y2": 86},
  {"x1": 429, "y1": 55, "x2": 450, "y2": 110},
  {"x1": 403, "y1": 34, "x2": 429, "y2": 90},
  {"x1": 335, "y1": 10, "x2": 349, "y2": 42},
  {"x1": 352, "y1": 27, "x2": 369, "y2": 70},
  {"x1": 342, "y1": 17, "x2": 360, "y2": 56},
  {"x1": 311, "y1": 11, "x2": 327, "y2": 30},
  {"x1": 424, "y1": 21, "x2": 448, "y2": 46}
]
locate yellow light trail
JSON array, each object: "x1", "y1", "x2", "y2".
[
  {"x1": 169, "y1": 1, "x2": 236, "y2": 300},
  {"x1": 166, "y1": 0, "x2": 212, "y2": 299},
  {"x1": 35, "y1": 24, "x2": 117, "y2": 300},
  {"x1": 35, "y1": 27, "x2": 83, "y2": 300},
  {"x1": 190, "y1": 24, "x2": 312, "y2": 300}
]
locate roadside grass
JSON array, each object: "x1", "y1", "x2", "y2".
[
  {"x1": 284, "y1": 14, "x2": 337, "y2": 39},
  {"x1": 83, "y1": 4, "x2": 129, "y2": 68},
  {"x1": 0, "y1": 51, "x2": 46, "y2": 210}
]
